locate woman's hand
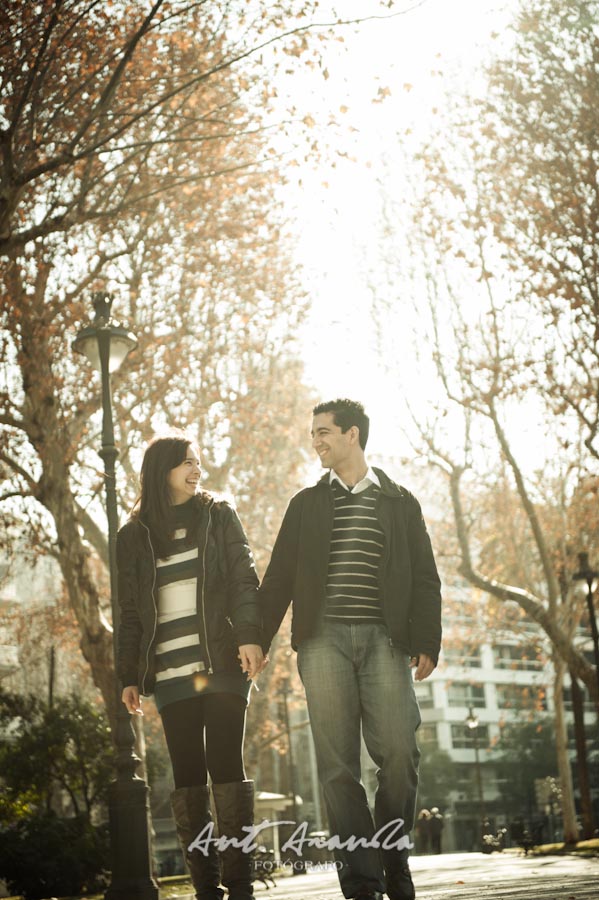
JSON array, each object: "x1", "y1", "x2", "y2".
[
  {"x1": 122, "y1": 685, "x2": 143, "y2": 715},
  {"x1": 238, "y1": 644, "x2": 268, "y2": 680}
]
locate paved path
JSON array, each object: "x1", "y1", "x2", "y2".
[{"x1": 178, "y1": 852, "x2": 598, "y2": 900}]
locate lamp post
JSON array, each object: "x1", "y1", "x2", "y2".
[
  {"x1": 73, "y1": 292, "x2": 158, "y2": 900},
  {"x1": 573, "y1": 551, "x2": 599, "y2": 703},
  {"x1": 280, "y1": 680, "x2": 300, "y2": 824},
  {"x1": 465, "y1": 706, "x2": 486, "y2": 841},
  {"x1": 280, "y1": 678, "x2": 305, "y2": 874}
]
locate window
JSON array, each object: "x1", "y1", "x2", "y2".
[
  {"x1": 496, "y1": 684, "x2": 547, "y2": 711},
  {"x1": 447, "y1": 683, "x2": 485, "y2": 708},
  {"x1": 418, "y1": 724, "x2": 438, "y2": 747},
  {"x1": 414, "y1": 683, "x2": 434, "y2": 709},
  {"x1": 451, "y1": 723, "x2": 490, "y2": 749},
  {"x1": 442, "y1": 647, "x2": 482, "y2": 668},
  {"x1": 493, "y1": 644, "x2": 542, "y2": 671}
]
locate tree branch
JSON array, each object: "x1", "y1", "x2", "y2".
[
  {"x1": 74, "y1": 501, "x2": 108, "y2": 568},
  {"x1": 6, "y1": 0, "x2": 63, "y2": 141},
  {"x1": 448, "y1": 464, "x2": 596, "y2": 701},
  {"x1": 0, "y1": 450, "x2": 37, "y2": 491},
  {"x1": 487, "y1": 397, "x2": 560, "y2": 606}
]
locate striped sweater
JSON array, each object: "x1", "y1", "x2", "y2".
[
  {"x1": 152, "y1": 499, "x2": 250, "y2": 712},
  {"x1": 325, "y1": 480, "x2": 384, "y2": 621}
]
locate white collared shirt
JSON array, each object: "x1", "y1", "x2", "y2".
[{"x1": 329, "y1": 466, "x2": 381, "y2": 494}]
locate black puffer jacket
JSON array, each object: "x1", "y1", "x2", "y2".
[
  {"x1": 116, "y1": 494, "x2": 262, "y2": 695},
  {"x1": 258, "y1": 467, "x2": 442, "y2": 663}
]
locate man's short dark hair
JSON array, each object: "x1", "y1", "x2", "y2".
[{"x1": 312, "y1": 398, "x2": 370, "y2": 449}]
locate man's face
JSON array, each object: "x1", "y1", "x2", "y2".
[{"x1": 311, "y1": 412, "x2": 354, "y2": 471}]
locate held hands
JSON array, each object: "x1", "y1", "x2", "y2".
[
  {"x1": 122, "y1": 685, "x2": 144, "y2": 715},
  {"x1": 410, "y1": 653, "x2": 435, "y2": 681},
  {"x1": 238, "y1": 644, "x2": 269, "y2": 681}
]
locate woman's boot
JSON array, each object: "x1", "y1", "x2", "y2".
[
  {"x1": 171, "y1": 785, "x2": 224, "y2": 900},
  {"x1": 212, "y1": 780, "x2": 255, "y2": 900}
]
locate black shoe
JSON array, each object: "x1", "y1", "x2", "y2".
[
  {"x1": 352, "y1": 892, "x2": 383, "y2": 900},
  {"x1": 387, "y1": 864, "x2": 415, "y2": 900}
]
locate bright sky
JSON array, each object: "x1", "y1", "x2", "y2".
[{"x1": 280, "y1": 0, "x2": 521, "y2": 466}]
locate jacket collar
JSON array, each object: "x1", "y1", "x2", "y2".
[
  {"x1": 316, "y1": 466, "x2": 404, "y2": 498},
  {"x1": 131, "y1": 491, "x2": 214, "y2": 530}
]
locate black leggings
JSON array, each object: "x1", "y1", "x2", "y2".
[{"x1": 160, "y1": 693, "x2": 247, "y2": 788}]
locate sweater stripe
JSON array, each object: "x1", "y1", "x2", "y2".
[
  {"x1": 155, "y1": 661, "x2": 206, "y2": 683},
  {"x1": 155, "y1": 634, "x2": 200, "y2": 655},
  {"x1": 155, "y1": 613, "x2": 199, "y2": 644}
]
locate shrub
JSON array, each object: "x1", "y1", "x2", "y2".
[{"x1": 0, "y1": 812, "x2": 109, "y2": 900}]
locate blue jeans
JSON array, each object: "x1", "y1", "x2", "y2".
[{"x1": 297, "y1": 620, "x2": 421, "y2": 898}]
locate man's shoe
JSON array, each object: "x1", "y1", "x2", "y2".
[
  {"x1": 387, "y1": 864, "x2": 415, "y2": 900},
  {"x1": 352, "y1": 892, "x2": 383, "y2": 900}
]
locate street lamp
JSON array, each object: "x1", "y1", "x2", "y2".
[
  {"x1": 73, "y1": 292, "x2": 158, "y2": 900},
  {"x1": 280, "y1": 678, "x2": 305, "y2": 875},
  {"x1": 573, "y1": 551, "x2": 599, "y2": 701},
  {"x1": 465, "y1": 706, "x2": 486, "y2": 840}
]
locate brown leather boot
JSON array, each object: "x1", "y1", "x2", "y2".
[
  {"x1": 212, "y1": 780, "x2": 255, "y2": 900},
  {"x1": 171, "y1": 785, "x2": 224, "y2": 900}
]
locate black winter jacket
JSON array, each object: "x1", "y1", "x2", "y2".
[
  {"x1": 116, "y1": 494, "x2": 262, "y2": 695},
  {"x1": 258, "y1": 467, "x2": 442, "y2": 663}
]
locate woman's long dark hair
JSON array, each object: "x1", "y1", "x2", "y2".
[{"x1": 134, "y1": 433, "x2": 197, "y2": 557}]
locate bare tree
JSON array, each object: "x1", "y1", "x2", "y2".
[{"x1": 368, "y1": 0, "x2": 599, "y2": 842}]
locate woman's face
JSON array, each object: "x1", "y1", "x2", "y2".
[{"x1": 167, "y1": 445, "x2": 201, "y2": 505}]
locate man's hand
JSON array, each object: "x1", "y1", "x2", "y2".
[
  {"x1": 122, "y1": 685, "x2": 143, "y2": 715},
  {"x1": 409, "y1": 654, "x2": 435, "y2": 681},
  {"x1": 238, "y1": 644, "x2": 267, "y2": 680}
]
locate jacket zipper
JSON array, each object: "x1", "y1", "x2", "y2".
[
  {"x1": 201, "y1": 504, "x2": 214, "y2": 674},
  {"x1": 140, "y1": 521, "x2": 158, "y2": 695},
  {"x1": 376, "y1": 490, "x2": 391, "y2": 611}
]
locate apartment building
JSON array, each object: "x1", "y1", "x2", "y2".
[{"x1": 384, "y1": 580, "x2": 599, "y2": 853}]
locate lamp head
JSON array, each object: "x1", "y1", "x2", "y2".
[
  {"x1": 92, "y1": 291, "x2": 113, "y2": 324},
  {"x1": 73, "y1": 293, "x2": 137, "y2": 374},
  {"x1": 573, "y1": 551, "x2": 598, "y2": 591},
  {"x1": 466, "y1": 705, "x2": 479, "y2": 730}
]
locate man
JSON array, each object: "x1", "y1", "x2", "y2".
[
  {"x1": 259, "y1": 399, "x2": 442, "y2": 900},
  {"x1": 428, "y1": 808, "x2": 444, "y2": 854}
]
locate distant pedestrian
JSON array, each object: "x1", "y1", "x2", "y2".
[
  {"x1": 428, "y1": 807, "x2": 444, "y2": 854},
  {"x1": 510, "y1": 817, "x2": 524, "y2": 845},
  {"x1": 510, "y1": 817, "x2": 532, "y2": 855},
  {"x1": 415, "y1": 809, "x2": 431, "y2": 854}
]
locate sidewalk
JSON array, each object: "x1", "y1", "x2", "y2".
[
  {"x1": 162, "y1": 845, "x2": 599, "y2": 900},
  {"x1": 10, "y1": 843, "x2": 597, "y2": 900}
]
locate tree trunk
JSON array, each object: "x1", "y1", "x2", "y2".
[
  {"x1": 15, "y1": 266, "x2": 119, "y2": 732},
  {"x1": 569, "y1": 672, "x2": 595, "y2": 839},
  {"x1": 49, "y1": 479, "x2": 118, "y2": 728},
  {"x1": 553, "y1": 661, "x2": 579, "y2": 844}
]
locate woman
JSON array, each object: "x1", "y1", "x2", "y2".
[{"x1": 117, "y1": 433, "x2": 266, "y2": 900}]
